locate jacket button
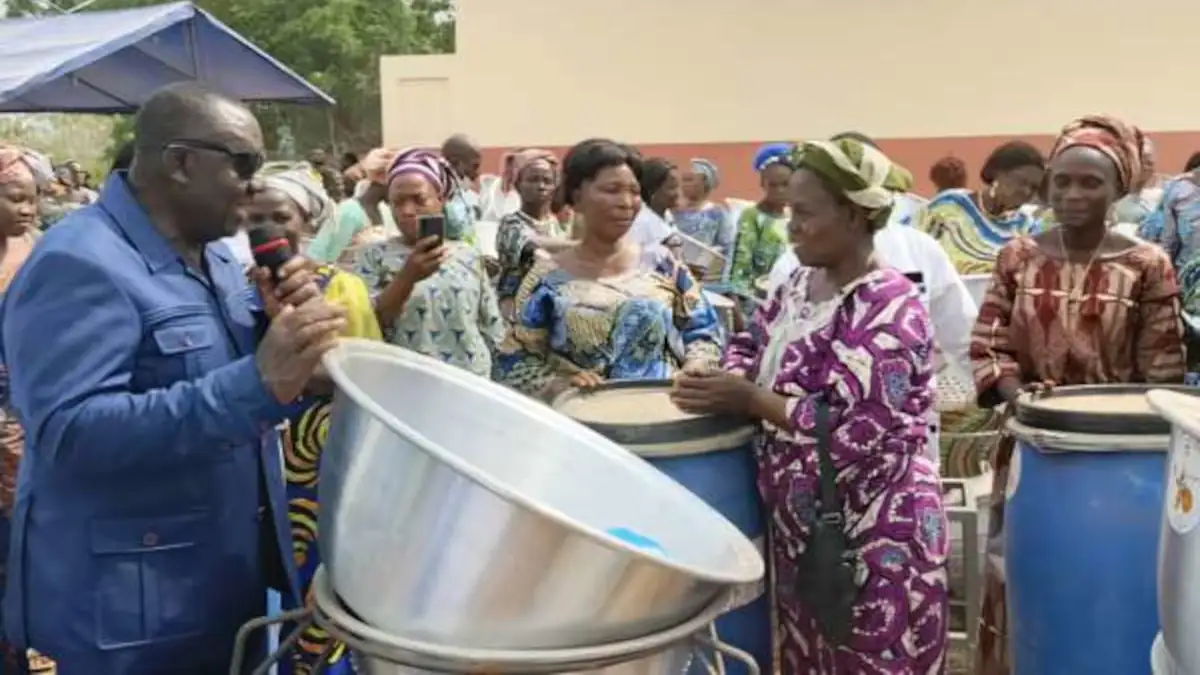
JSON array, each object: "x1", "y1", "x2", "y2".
[
  {"x1": 142, "y1": 531, "x2": 159, "y2": 547},
  {"x1": 182, "y1": 335, "x2": 193, "y2": 347}
]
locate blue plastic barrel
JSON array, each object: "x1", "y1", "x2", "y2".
[
  {"x1": 555, "y1": 380, "x2": 769, "y2": 675},
  {"x1": 1005, "y1": 385, "x2": 1187, "y2": 675},
  {"x1": 647, "y1": 445, "x2": 768, "y2": 674}
]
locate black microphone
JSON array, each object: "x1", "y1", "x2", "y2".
[{"x1": 247, "y1": 226, "x2": 293, "y2": 279}]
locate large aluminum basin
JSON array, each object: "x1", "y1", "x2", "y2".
[
  {"x1": 319, "y1": 340, "x2": 764, "y2": 650},
  {"x1": 307, "y1": 567, "x2": 740, "y2": 674}
]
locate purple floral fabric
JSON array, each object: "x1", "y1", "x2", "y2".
[{"x1": 724, "y1": 267, "x2": 949, "y2": 674}]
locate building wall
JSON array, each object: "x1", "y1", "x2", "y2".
[{"x1": 381, "y1": 0, "x2": 1200, "y2": 198}]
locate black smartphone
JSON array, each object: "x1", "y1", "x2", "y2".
[{"x1": 418, "y1": 214, "x2": 445, "y2": 245}]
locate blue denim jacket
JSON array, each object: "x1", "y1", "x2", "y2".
[{"x1": 0, "y1": 174, "x2": 298, "y2": 674}]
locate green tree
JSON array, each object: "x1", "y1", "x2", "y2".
[
  {"x1": 0, "y1": 113, "x2": 118, "y2": 177},
  {"x1": 5, "y1": 0, "x2": 455, "y2": 158}
]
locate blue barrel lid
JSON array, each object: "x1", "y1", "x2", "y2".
[{"x1": 1016, "y1": 384, "x2": 1200, "y2": 435}]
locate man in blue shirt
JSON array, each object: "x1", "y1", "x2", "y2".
[{"x1": 0, "y1": 84, "x2": 345, "y2": 674}]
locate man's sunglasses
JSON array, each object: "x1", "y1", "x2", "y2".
[{"x1": 163, "y1": 139, "x2": 264, "y2": 180}]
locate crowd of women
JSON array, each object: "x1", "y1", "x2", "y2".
[{"x1": 0, "y1": 109, "x2": 1193, "y2": 675}]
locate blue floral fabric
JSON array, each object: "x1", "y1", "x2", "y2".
[{"x1": 494, "y1": 246, "x2": 724, "y2": 399}]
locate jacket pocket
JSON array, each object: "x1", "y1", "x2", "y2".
[
  {"x1": 90, "y1": 511, "x2": 210, "y2": 649},
  {"x1": 135, "y1": 305, "x2": 220, "y2": 388}
]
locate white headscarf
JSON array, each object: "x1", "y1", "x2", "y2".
[{"x1": 259, "y1": 163, "x2": 335, "y2": 232}]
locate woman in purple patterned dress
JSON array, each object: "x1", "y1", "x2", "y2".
[{"x1": 672, "y1": 138, "x2": 949, "y2": 674}]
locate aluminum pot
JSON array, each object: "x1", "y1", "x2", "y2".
[
  {"x1": 306, "y1": 567, "x2": 744, "y2": 675},
  {"x1": 319, "y1": 340, "x2": 764, "y2": 650}
]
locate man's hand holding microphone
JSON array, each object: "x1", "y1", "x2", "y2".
[{"x1": 248, "y1": 227, "x2": 347, "y2": 403}]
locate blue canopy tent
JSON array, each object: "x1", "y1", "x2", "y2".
[{"x1": 0, "y1": 2, "x2": 334, "y2": 113}]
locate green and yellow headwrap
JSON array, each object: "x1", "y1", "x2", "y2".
[{"x1": 789, "y1": 138, "x2": 913, "y2": 230}]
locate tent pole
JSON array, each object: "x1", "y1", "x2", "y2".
[
  {"x1": 187, "y1": 17, "x2": 202, "y2": 78},
  {"x1": 326, "y1": 108, "x2": 338, "y2": 156}
]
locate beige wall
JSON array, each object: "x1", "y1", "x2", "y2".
[
  {"x1": 383, "y1": 0, "x2": 1198, "y2": 149},
  {"x1": 379, "y1": 55, "x2": 458, "y2": 147},
  {"x1": 380, "y1": 0, "x2": 1200, "y2": 197}
]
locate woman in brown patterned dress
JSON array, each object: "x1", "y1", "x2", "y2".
[
  {"x1": 970, "y1": 116, "x2": 1186, "y2": 675},
  {"x1": 0, "y1": 145, "x2": 52, "y2": 674}
]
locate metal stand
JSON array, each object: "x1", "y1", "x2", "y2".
[
  {"x1": 692, "y1": 631, "x2": 761, "y2": 675},
  {"x1": 942, "y1": 476, "x2": 987, "y2": 669},
  {"x1": 229, "y1": 607, "x2": 336, "y2": 675},
  {"x1": 230, "y1": 604, "x2": 761, "y2": 675}
]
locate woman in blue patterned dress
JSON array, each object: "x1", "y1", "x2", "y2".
[
  {"x1": 920, "y1": 141, "x2": 1046, "y2": 275},
  {"x1": 349, "y1": 148, "x2": 505, "y2": 378},
  {"x1": 494, "y1": 139, "x2": 723, "y2": 400},
  {"x1": 1146, "y1": 160, "x2": 1200, "y2": 272},
  {"x1": 675, "y1": 158, "x2": 735, "y2": 281},
  {"x1": 1156, "y1": 154, "x2": 1200, "y2": 385}
]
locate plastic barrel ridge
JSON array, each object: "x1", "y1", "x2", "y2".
[
  {"x1": 1005, "y1": 385, "x2": 1197, "y2": 674},
  {"x1": 554, "y1": 380, "x2": 769, "y2": 675}
]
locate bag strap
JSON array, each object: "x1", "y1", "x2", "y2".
[
  {"x1": 813, "y1": 397, "x2": 842, "y2": 525},
  {"x1": 808, "y1": 272, "x2": 875, "y2": 526}
]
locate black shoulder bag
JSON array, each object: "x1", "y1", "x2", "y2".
[{"x1": 791, "y1": 397, "x2": 858, "y2": 645}]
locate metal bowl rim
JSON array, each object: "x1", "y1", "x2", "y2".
[
  {"x1": 311, "y1": 566, "x2": 733, "y2": 665},
  {"x1": 322, "y1": 339, "x2": 764, "y2": 584}
]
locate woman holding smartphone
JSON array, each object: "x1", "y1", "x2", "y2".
[{"x1": 350, "y1": 147, "x2": 505, "y2": 378}]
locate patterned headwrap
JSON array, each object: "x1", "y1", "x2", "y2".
[
  {"x1": 258, "y1": 163, "x2": 335, "y2": 232},
  {"x1": 690, "y1": 158, "x2": 720, "y2": 191},
  {"x1": 386, "y1": 147, "x2": 458, "y2": 200},
  {"x1": 502, "y1": 148, "x2": 558, "y2": 192},
  {"x1": 752, "y1": 143, "x2": 794, "y2": 173},
  {"x1": 0, "y1": 145, "x2": 52, "y2": 188},
  {"x1": 1050, "y1": 115, "x2": 1145, "y2": 194},
  {"x1": 789, "y1": 138, "x2": 913, "y2": 230}
]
